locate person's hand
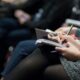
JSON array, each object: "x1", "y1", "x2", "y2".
[
  {"x1": 55, "y1": 35, "x2": 80, "y2": 61},
  {"x1": 48, "y1": 31, "x2": 66, "y2": 44},
  {"x1": 55, "y1": 26, "x2": 77, "y2": 35},
  {"x1": 14, "y1": 10, "x2": 31, "y2": 24},
  {"x1": 55, "y1": 23, "x2": 77, "y2": 35},
  {"x1": 48, "y1": 25, "x2": 78, "y2": 44}
]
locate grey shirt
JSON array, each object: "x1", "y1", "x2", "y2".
[{"x1": 60, "y1": 29, "x2": 80, "y2": 80}]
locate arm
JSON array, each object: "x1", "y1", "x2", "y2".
[
  {"x1": 25, "y1": 0, "x2": 74, "y2": 30},
  {"x1": 21, "y1": 0, "x2": 42, "y2": 14}
]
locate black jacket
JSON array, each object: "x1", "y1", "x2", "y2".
[
  {"x1": 25, "y1": 0, "x2": 74, "y2": 30},
  {"x1": 20, "y1": 0, "x2": 44, "y2": 14}
]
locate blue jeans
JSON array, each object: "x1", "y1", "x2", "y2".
[
  {"x1": 0, "y1": 18, "x2": 20, "y2": 72},
  {"x1": 0, "y1": 18, "x2": 32, "y2": 69},
  {"x1": 0, "y1": 18, "x2": 19, "y2": 31},
  {"x1": 1, "y1": 40, "x2": 37, "y2": 77}
]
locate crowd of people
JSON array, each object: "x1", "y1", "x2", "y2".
[{"x1": 0, "y1": 0, "x2": 80, "y2": 80}]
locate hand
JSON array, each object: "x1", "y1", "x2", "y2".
[
  {"x1": 55, "y1": 26, "x2": 77, "y2": 35},
  {"x1": 55, "y1": 35, "x2": 80, "y2": 61},
  {"x1": 14, "y1": 10, "x2": 31, "y2": 24},
  {"x1": 48, "y1": 26, "x2": 77, "y2": 43},
  {"x1": 48, "y1": 32, "x2": 66, "y2": 44}
]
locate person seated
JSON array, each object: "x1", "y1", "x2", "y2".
[
  {"x1": 14, "y1": 0, "x2": 74, "y2": 30},
  {"x1": 3, "y1": 29, "x2": 80, "y2": 80},
  {"x1": 0, "y1": 0, "x2": 43, "y2": 72},
  {"x1": 0, "y1": 23, "x2": 79, "y2": 80},
  {"x1": 0, "y1": 0, "x2": 74, "y2": 73}
]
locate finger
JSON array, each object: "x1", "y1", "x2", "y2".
[
  {"x1": 63, "y1": 35, "x2": 74, "y2": 43},
  {"x1": 48, "y1": 32, "x2": 58, "y2": 37},
  {"x1": 55, "y1": 47, "x2": 67, "y2": 53},
  {"x1": 55, "y1": 47, "x2": 68, "y2": 56},
  {"x1": 59, "y1": 34, "x2": 65, "y2": 42},
  {"x1": 57, "y1": 35, "x2": 62, "y2": 44},
  {"x1": 48, "y1": 34, "x2": 51, "y2": 39},
  {"x1": 63, "y1": 42, "x2": 69, "y2": 47},
  {"x1": 65, "y1": 35, "x2": 80, "y2": 48},
  {"x1": 66, "y1": 42, "x2": 73, "y2": 47},
  {"x1": 48, "y1": 33, "x2": 54, "y2": 38},
  {"x1": 48, "y1": 34, "x2": 58, "y2": 41}
]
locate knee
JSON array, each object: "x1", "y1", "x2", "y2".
[
  {"x1": 44, "y1": 66, "x2": 53, "y2": 77},
  {"x1": 44, "y1": 65, "x2": 69, "y2": 80},
  {"x1": 44, "y1": 66, "x2": 58, "y2": 80}
]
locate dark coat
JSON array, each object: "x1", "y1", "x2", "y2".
[{"x1": 25, "y1": 0, "x2": 74, "y2": 30}]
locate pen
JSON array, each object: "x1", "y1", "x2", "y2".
[
  {"x1": 67, "y1": 25, "x2": 73, "y2": 35},
  {"x1": 61, "y1": 25, "x2": 73, "y2": 44},
  {"x1": 51, "y1": 25, "x2": 73, "y2": 53}
]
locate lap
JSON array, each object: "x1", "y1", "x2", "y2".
[
  {"x1": 4, "y1": 48, "x2": 48, "y2": 80},
  {"x1": 4, "y1": 48, "x2": 69, "y2": 80},
  {"x1": 44, "y1": 64, "x2": 70, "y2": 80}
]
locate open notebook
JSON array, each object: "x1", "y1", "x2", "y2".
[{"x1": 35, "y1": 28, "x2": 64, "y2": 47}]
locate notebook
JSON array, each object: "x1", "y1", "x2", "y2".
[
  {"x1": 35, "y1": 28, "x2": 64, "y2": 47},
  {"x1": 35, "y1": 28, "x2": 48, "y2": 39}
]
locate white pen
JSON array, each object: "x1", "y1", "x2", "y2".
[{"x1": 67, "y1": 25, "x2": 73, "y2": 35}]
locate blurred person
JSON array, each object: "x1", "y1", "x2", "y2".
[
  {"x1": 0, "y1": 24, "x2": 79, "y2": 80},
  {"x1": 3, "y1": 34, "x2": 80, "y2": 80},
  {"x1": 0, "y1": 0, "x2": 43, "y2": 65},
  {"x1": 14, "y1": 0, "x2": 74, "y2": 30},
  {"x1": 1, "y1": 40, "x2": 37, "y2": 80},
  {"x1": 0, "y1": 0, "x2": 43, "y2": 17},
  {"x1": 0, "y1": 0, "x2": 73, "y2": 48},
  {"x1": 0, "y1": 0, "x2": 43, "y2": 74},
  {"x1": 0, "y1": 0, "x2": 73, "y2": 77},
  {"x1": 0, "y1": 0, "x2": 74, "y2": 39}
]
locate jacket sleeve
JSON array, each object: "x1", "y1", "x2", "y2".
[
  {"x1": 25, "y1": 0, "x2": 74, "y2": 30},
  {"x1": 20, "y1": 0, "x2": 42, "y2": 14}
]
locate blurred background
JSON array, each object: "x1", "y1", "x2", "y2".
[{"x1": 0, "y1": 0, "x2": 80, "y2": 79}]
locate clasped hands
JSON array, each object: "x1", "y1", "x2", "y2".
[{"x1": 48, "y1": 27, "x2": 80, "y2": 61}]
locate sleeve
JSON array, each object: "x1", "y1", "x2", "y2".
[
  {"x1": 20, "y1": 0, "x2": 42, "y2": 14},
  {"x1": 24, "y1": 0, "x2": 74, "y2": 30},
  {"x1": 44, "y1": 0, "x2": 74, "y2": 30}
]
